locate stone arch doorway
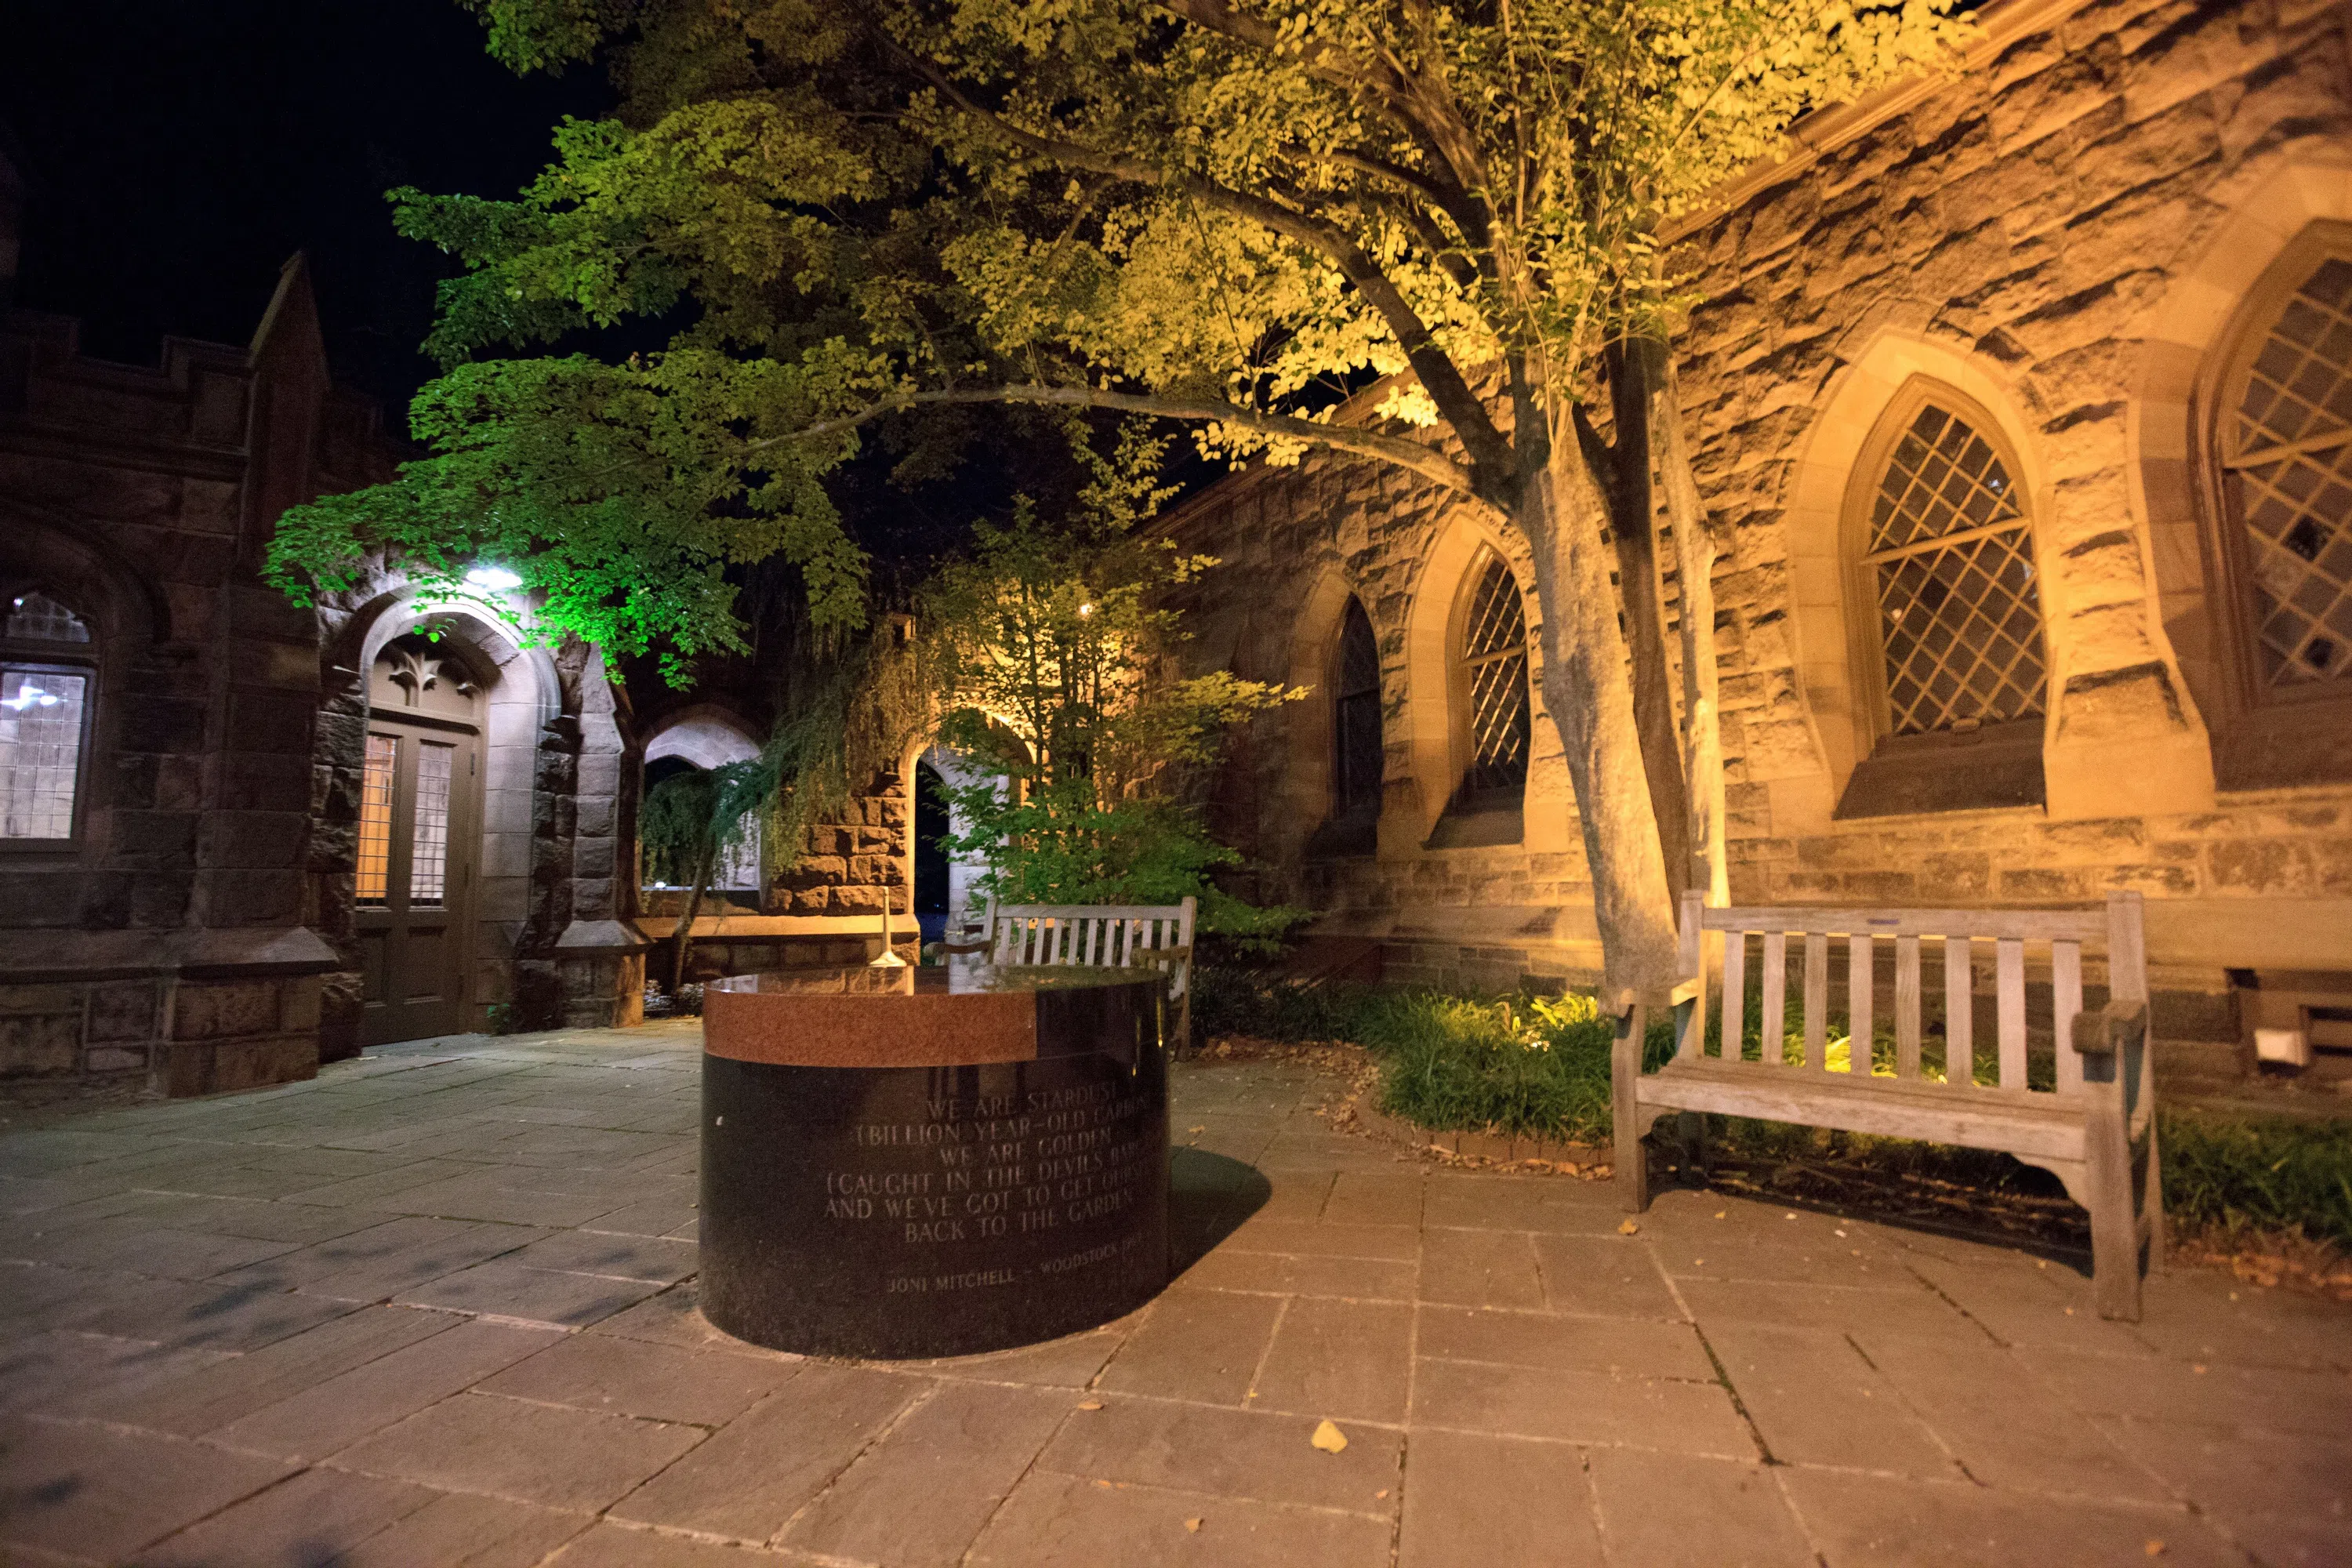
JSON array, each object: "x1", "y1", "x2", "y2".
[{"x1": 357, "y1": 630, "x2": 485, "y2": 1044}]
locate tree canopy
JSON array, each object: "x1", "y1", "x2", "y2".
[{"x1": 269, "y1": 0, "x2": 1971, "y2": 987}]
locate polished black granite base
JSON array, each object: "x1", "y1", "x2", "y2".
[{"x1": 699, "y1": 966, "x2": 1171, "y2": 1359}]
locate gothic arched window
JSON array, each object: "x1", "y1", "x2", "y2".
[
  {"x1": 1857, "y1": 397, "x2": 2048, "y2": 738},
  {"x1": 2220, "y1": 250, "x2": 2352, "y2": 691},
  {"x1": 1332, "y1": 598, "x2": 1382, "y2": 818},
  {"x1": 1457, "y1": 552, "x2": 1531, "y2": 800}
]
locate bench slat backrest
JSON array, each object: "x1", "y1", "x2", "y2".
[
  {"x1": 1678, "y1": 891, "x2": 2145, "y2": 1098},
  {"x1": 981, "y1": 896, "x2": 1197, "y2": 996}
]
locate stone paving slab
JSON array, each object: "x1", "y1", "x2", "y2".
[{"x1": 1, "y1": 1022, "x2": 2347, "y2": 1566}]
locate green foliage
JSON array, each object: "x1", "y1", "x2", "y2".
[
  {"x1": 265, "y1": 0, "x2": 1974, "y2": 676},
  {"x1": 641, "y1": 757, "x2": 770, "y2": 887},
  {"x1": 1192, "y1": 973, "x2": 1671, "y2": 1142},
  {"x1": 920, "y1": 465, "x2": 1303, "y2": 935},
  {"x1": 2162, "y1": 1112, "x2": 2352, "y2": 1248},
  {"x1": 1196, "y1": 971, "x2": 2352, "y2": 1247}
]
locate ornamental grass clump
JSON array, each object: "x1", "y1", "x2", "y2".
[
  {"x1": 2161, "y1": 1112, "x2": 2352, "y2": 1248},
  {"x1": 1191, "y1": 972, "x2": 1673, "y2": 1144},
  {"x1": 1363, "y1": 992, "x2": 1679, "y2": 1145}
]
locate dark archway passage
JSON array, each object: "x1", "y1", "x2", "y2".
[{"x1": 914, "y1": 760, "x2": 950, "y2": 940}]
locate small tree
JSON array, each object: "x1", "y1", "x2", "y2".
[
  {"x1": 924, "y1": 492, "x2": 1299, "y2": 940},
  {"x1": 640, "y1": 757, "x2": 770, "y2": 993}
]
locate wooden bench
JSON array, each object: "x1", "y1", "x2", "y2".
[
  {"x1": 963, "y1": 897, "x2": 1197, "y2": 1051},
  {"x1": 1612, "y1": 890, "x2": 2161, "y2": 1319}
]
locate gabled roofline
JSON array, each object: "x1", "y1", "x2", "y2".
[{"x1": 1661, "y1": 0, "x2": 2096, "y2": 243}]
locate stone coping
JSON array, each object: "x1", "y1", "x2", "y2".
[
  {"x1": 0, "y1": 925, "x2": 341, "y2": 984},
  {"x1": 704, "y1": 964, "x2": 1164, "y2": 1068}
]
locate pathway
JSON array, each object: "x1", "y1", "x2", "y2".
[{"x1": 2, "y1": 1024, "x2": 2347, "y2": 1566}]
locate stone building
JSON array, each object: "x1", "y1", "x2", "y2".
[
  {"x1": 1165, "y1": 0, "x2": 2352, "y2": 1087},
  {"x1": 0, "y1": 168, "x2": 645, "y2": 1097}
]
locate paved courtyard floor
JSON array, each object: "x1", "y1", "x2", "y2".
[{"x1": 2, "y1": 1024, "x2": 2347, "y2": 1568}]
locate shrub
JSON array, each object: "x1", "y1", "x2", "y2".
[
  {"x1": 1191, "y1": 971, "x2": 1673, "y2": 1142},
  {"x1": 2161, "y1": 1112, "x2": 2352, "y2": 1248}
]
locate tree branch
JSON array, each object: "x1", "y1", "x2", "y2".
[
  {"x1": 895, "y1": 45, "x2": 1519, "y2": 505},
  {"x1": 764, "y1": 383, "x2": 1498, "y2": 513}
]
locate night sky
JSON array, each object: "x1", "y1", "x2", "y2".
[
  {"x1": 3, "y1": 0, "x2": 604, "y2": 412},
  {"x1": 2, "y1": 2, "x2": 1210, "y2": 558}
]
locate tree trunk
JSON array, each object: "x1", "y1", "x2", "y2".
[
  {"x1": 1652, "y1": 356, "x2": 1730, "y2": 913},
  {"x1": 1516, "y1": 416, "x2": 1682, "y2": 1000},
  {"x1": 670, "y1": 844, "x2": 716, "y2": 995},
  {"x1": 1603, "y1": 341, "x2": 1694, "y2": 910}
]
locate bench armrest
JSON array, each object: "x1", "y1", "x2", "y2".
[{"x1": 2070, "y1": 999, "x2": 2147, "y2": 1057}]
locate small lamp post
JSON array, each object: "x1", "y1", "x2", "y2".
[{"x1": 869, "y1": 879, "x2": 907, "y2": 968}]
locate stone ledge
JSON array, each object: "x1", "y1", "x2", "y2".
[
  {"x1": 633, "y1": 913, "x2": 920, "y2": 941},
  {"x1": 0, "y1": 926, "x2": 339, "y2": 984}
]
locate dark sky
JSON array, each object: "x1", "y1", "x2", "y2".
[{"x1": 2, "y1": 0, "x2": 604, "y2": 413}]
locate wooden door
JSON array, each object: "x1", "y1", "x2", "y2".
[{"x1": 357, "y1": 635, "x2": 482, "y2": 1044}]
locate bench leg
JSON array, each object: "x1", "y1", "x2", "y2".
[
  {"x1": 1678, "y1": 1112, "x2": 1709, "y2": 1181},
  {"x1": 2085, "y1": 1095, "x2": 2142, "y2": 1322},
  {"x1": 1611, "y1": 1000, "x2": 1650, "y2": 1214}
]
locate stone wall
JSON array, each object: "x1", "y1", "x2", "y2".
[
  {"x1": 1161, "y1": 0, "x2": 2352, "y2": 1078},
  {"x1": 0, "y1": 252, "x2": 644, "y2": 1096},
  {"x1": 0, "y1": 261, "x2": 349, "y2": 1098}
]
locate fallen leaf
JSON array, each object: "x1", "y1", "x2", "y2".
[
  {"x1": 2145, "y1": 1541, "x2": 2165, "y2": 1557},
  {"x1": 1189, "y1": 1126, "x2": 1205, "y2": 1134},
  {"x1": 1783, "y1": 1212, "x2": 1798, "y2": 1221},
  {"x1": 1618, "y1": 1219, "x2": 1640, "y2": 1236},
  {"x1": 1078, "y1": 1400, "x2": 1105, "y2": 1410},
  {"x1": 2064, "y1": 1307, "x2": 2076, "y2": 1316},
  {"x1": 1185, "y1": 1518, "x2": 1203, "y2": 1534},
  {"x1": 1692, "y1": 1258, "x2": 1704, "y2": 1267},
  {"x1": 1833, "y1": 1229, "x2": 1847, "y2": 1237},
  {"x1": 1713, "y1": 1210, "x2": 1727, "y2": 1220},
  {"x1": 1375, "y1": 1489, "x2": 1389, "y2": 1499},
  {"x1": 1311, "y1": 1419, "x2": 1349, "y2": 1454}
]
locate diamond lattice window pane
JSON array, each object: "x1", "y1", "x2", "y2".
[
  {"x1": 2227, "y1": 255, "x2": 2352, "y2": 689},
  {"x1": 1867, "y1": 407, "x2": 2024, "y2": 554},
  {"x1": 1863, "y1": 404, "x2": 2047, "y2": 736},
  {"x1": 1460, "y1": 557, "x2": 1530, "y2": 790}
]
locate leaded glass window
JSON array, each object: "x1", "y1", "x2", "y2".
[
  {"x1": 1334, "y1": 598, "x2": 1382, "y2": 816},
  {"x1": 409, "y1": 742, "x2": 455, "y2": 905},
  {"x1": 1861, "y1": 404, "x2": 2048, "y2": 736},
  {"x1": 1459, "y1": 554, "x2": 1530, "y2": 794},
  {"x1": 0, "y1": 669, "x2": 87, "y2": 840},
  {"x1": 5, "y1": 593, "x2": 91, "y2": 644},
  {"x1": 357, "y1": 735, "x2": 395, "y2": 902},
  {"x1": 2223, "y1": 253, "x2": 2352, "y2": 688}
]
